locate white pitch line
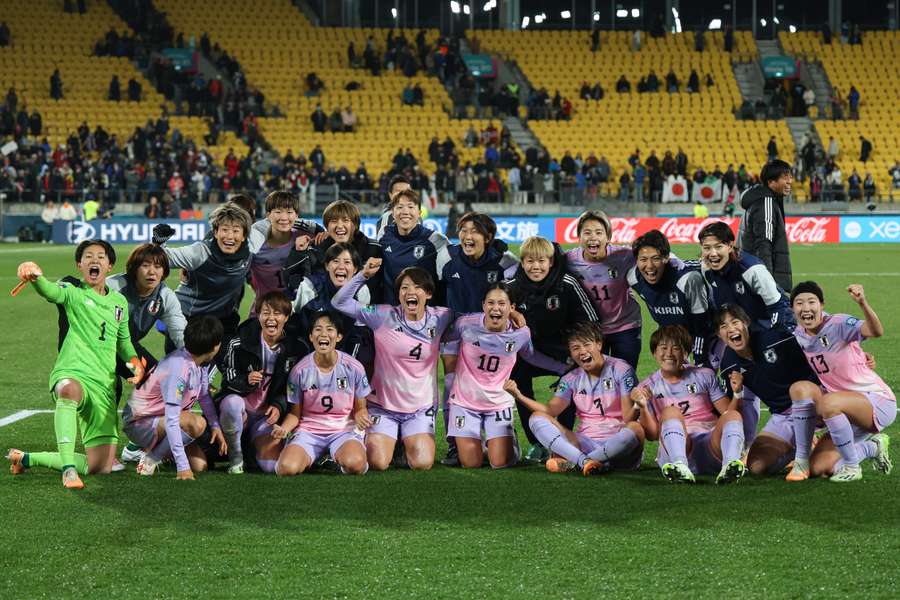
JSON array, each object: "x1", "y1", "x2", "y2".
[
  {"x1": 795, "y1": 272, "x2": 900, "y2": 276},
  {"x1": 0, "y1": 409, "x2": 53, "y2": 427}
]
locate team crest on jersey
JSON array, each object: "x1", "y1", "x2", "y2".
[
  {"x1": 686, "y1": 383, "x2": 698, "y2": 394},
  {"x1": 607, "y1": 268, "x2": 618, "y2": 279},
  {"x1": 147, "y1": 299, "x2": 161, "y2": 315},
  {"x1": 455, "y1": 416, "x2": 465, "y2": 428},
  {"x1": 336, "y1": 377, "x2": 349, "y2": 390},
  {"x1": 819, "y1": 335, "x2": 830, "y2": 348},
  {"x1": 487, "y1": 271, "x2": 499, "y2": 283},
  {"x1": 623, "y1": 375, "x2": 636, "y2": 389},
  {"x1": 602, "y1": 378, "x2": 614, "y2": 390},
  {"x1": 546, "y1": 295, "x2": 560, "y2": 311},
  {"x1": 427, "y1": 327, "x2": 436, "y2": 339},
  {"x1": 413, "y1": 245, "x2": 425, "y2": 259},
  {"x1": 175, "y1": 382, "x2": 185, "y2": 400},
  {"x1": 669, "y1": 292, "x2": 679, "y2": 304},
  {"x1": 114, "y1": 306, "x2": 124, "y2": 322},
  {"x1": 505, "y1": 341, "x2": 515, "y2": 353},
  {"x1": 764, "y1": 349, "x2": 778, "y2": 363},
  {"x1": 734, "y1": 282, "x2": 746, "y2": 295}
]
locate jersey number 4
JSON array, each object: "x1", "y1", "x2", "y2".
[{"x1": 409, "y1": 343, "x2": 423, "y2": 360}]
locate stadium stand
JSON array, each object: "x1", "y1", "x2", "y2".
[
  {"x1": 477, "y1": 29, "x2": 801, "y2": 198},
  {"x1": 0, "y1": 0, "x2": 244, "y2": 165},
  {"x1": 154, "y1": 0, "x2": 498, "y2": 178},
  {"x1": 780, "y1": 30, "x2": 900, "y2": 198}
]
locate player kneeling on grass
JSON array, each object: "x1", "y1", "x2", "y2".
[
  {"x1": 504, "y1": 323, "x2": 644, "y2": 476},
  {"x1": 217, "y1": 291, "x2": 305, "y2": 474},
  {"x1": 786, "y1": 282, "x2": 894, "y2": 483},
  {"x1": 631, "y1": 325, "x2": 746, "y2": 484},
  {"x1": 8, "y1": 241, "x2": 144, "y2": 489},
  {"x1": 333, "y1": 261, "x2": 453, "y2": 471},
  {"x1": 274, "y1": 312, "x2": 371, "y2": 476},
  {"x1": 122, "y1": 317, "x2": 226, "y2": 479},
  {"x1": 446, "y1": 284, "x2": 568, "y2": 469}
]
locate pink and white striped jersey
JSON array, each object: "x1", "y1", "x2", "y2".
[
  {"x1": 794, "y1": 313, "x2": 895, "y2": 400},
  {"x1": 357, "y1": 304, "x2": 454, "y2": 413},
  {"x1": 554, "y1": 356, "x2": 638, "y2": 439},
  {"x1": 449, "y1": 313, "x2": 567, "y2": 412},
  {"x1": 641, "y1": 366, "x2": 726, "y2": 434},
  {"x1": 566, "y1": 245, "x2": 642, "y2": 335},
  {"x1": 243, "y1": 334, "x2": 282, "y2": 414},
  {"x1": 287, "y1": 351, "x2": 371, "y2": 434}
]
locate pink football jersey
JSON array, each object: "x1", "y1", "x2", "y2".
[
  {"x1": 566, "y1": 245, "x2": 642, "y2": 335},
  {"x1": 554, "y1": 356, "x2": 637, "y2": 439},
  {"x1": 641, "y1": 366, "x2": 725, "y2": 433},
  {"x1": 287, "y1": 351, "x2": 371, "y2": 434}
]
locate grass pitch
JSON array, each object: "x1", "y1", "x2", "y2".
[{"x1": 1, "y1": 242, "x2": 899, "y2": 599}]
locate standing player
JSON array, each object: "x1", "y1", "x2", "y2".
[
  {"x1": 7, "y1": 241, "x2": 144, "y2": 488},
  {"x1": 566, "y1": 210, "x2": 642, "y2": 369},
  {"x1": 273, "y1": 312, "x2": 371, "y2": 476},
  {"x1": 786, "y1": 282, "x2": 894, "y2": 482},
  {"x1": 504, "y1": 323, "x2": 644, "y2": 476},
  {"x1": 249, "y1": 191, "x2": 300, "y2": 306},
  {"x1": 446, "y1": 284, "x2": 567, "y2": 469},
  {"x1": 627, "y1": 230, "x2": 712, "y2": 366},
  {"x1": 376, "y1": 189, "x2": 449, "y2": 304},
  {"x1": 121, "y1": 317, "x2": 226, "y2": 479},
  {"x1": 630, "y1": 325, "x2": 746, "y2": 484},
  {"x1": 436, "y1": 212, "x2": 519, "y2": 465},
  {"x1": 217, "y1": 291, "x2": 306, "y2": 474},
  {"x1": 505, "y1": 236, "x2": 599, "y2": 462},
  {"x1": 333, "y1": 262, "x2": 453, "y2": 470},
  {"x1": 715, "y1": 304, "x2": 820, "y2": 475},
  {"x1": 698, "y1": 221, "x2": 794, "y2": 331},
  {"x1": 163, "y1": 203, "x2": 261, "y2": 364}
]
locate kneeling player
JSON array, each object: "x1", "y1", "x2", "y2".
[
  {"x1": 787, "y1": 282, "x2": 894, "y2": 482},
  {"x1": 333, "y1": 262, "x2": 453, "y2": 471},
  {"x1": 7, "y1": 242, "x2": 144, "y2": 489},
  {"x1": 504, "y1": 323, "x2": 644, "y2": 476},
  {"x1": 631, "y1": 325, "x2": 746, "y2": 484},
  {"x1": 715, "y1": 304, "x2": 820, "y2": 476},
  {"x1": 447, "y1": 284, "x2": 567, "y2": 469},
  {"x1": 274, "y1": 312, "x2": 371, "y2": 476},
  {"x1": 122, "y1": 317, "x2": 226, "y2": 479},
  {"x1": 217, "y1": 291, "x2": 305, "y2": 474}
]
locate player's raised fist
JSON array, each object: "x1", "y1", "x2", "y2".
[
  {"x1": 847, "y1": 284, "x2": 866, "y2": 305},
  {"x1": 503, "y1": 380, "x2": 521, "y2": 398},
  {"x1": 362, "y1": 257, "x2": 382, "y2": 279},
  {"x1": 294, "y1": 234, "x2": 311, "y2": 251},
  {"x1": 729, "y1": 371, "x2": 744, "y2": 394},
  {"x1": 248, "y1": 370, "x2": 264, "y2": 385},
  {"x1": 17, "y1": 261, "x2": 43, "y2": 281}
]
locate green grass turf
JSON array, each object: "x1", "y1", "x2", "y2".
[{"x1": 1, "y1": 242, "x2": 900, "y2": 598}]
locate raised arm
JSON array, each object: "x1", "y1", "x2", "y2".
[
  {"x1": 518, "y1": 339, "x2": 568, "y2": 375},
  {"x1": 333, "y1": 258, "x2": 381, "y2": 322},
  {"x1": 848, "y1": 284, "x2": 884, "y2": 338},
  {"x1": 164, "y1": 242, "x2": 211, "y2": 271}
]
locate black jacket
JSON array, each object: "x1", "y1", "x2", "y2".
[
  {"x1": 506, "y1": 243, "x2": 600, "y2": 361},
  {"x1": 217, "y1": 318, "x2": 309, "y2": 420},
  {"x1": 738, "y1": 184, "x2": 792, "y2": 291},
  {"x1": 283, "y1": 229, "x2": 382, "y2": 298}
]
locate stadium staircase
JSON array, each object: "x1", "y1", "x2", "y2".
[
  {"x1": 804, "y1": 61, "x2": 836, "y2": 117},
  {"x1": 732, "y1": 60, "x2": 765, "y2": 104},
  {"x1": 755, "y1": 38, "x2": 784, "y2": 60},
  {"x1": 502, "y1": 117, "x2": 541, "y2": 152},
  {"x1": 785, "y1": 116, "x2": 823, "y2": 155}
]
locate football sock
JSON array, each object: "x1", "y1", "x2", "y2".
[
  {"x1": 740, "y1": 394, "x2": 760, "y2": 448},
  {"x1": 148, "y1": 431, "x2": 196, "y2": 463},
  {"x1": 660, "y1": 419, "x2": 688, "y2": 464},
  {"x1": 858, "y1": 439, "x2": 878, "y2": 460},
  {"x1": 442, "y1": 373, "x2": 456, "y2": 450},
  {"x1": 257, "y1": 459, "x2": 277, "y2": 473},
  {"x1": 54, "y1": 398, "x2": 79, "y2": 469},
  {"x1": 219, "y1": 395, "x2": 245, "y2": 466},
  {"x1": 24, "y1": 451, "x2": 88, "y2": 475},
  {"x1": 791, "y1": 399, "x2": 817, "y2": 460},
  {"x1": 529, "y1": 414, "x2": 587, "y2": 467},
  {"x1": 587, "y1": 427, "x2": 639, "y2": 463},
  {"x1": 720, "y1": 420, "x2": 745, "y2": 463},
  {"x1": 825, "y1": 414, "x2": 861, "y2": 467}
]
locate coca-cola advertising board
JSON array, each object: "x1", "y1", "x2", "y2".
[{"x1": 554, "y1": 216, "x2": 839, "y2": 245}]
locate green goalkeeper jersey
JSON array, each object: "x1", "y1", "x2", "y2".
[{"x1": 34, "y1": 276, "x2": 136, "y2": 394}]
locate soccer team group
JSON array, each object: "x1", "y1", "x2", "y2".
[{"x1": 6, "y1": 167, "x2": 895, "y2": 489}]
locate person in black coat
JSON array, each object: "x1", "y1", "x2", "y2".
[
  {"x1": 738, "y1": 160, "x2": 794, "y2": 292},
  {"x1": 216, "y1": 291, "x2": 309, "y2": 473},
  {"x1": 505, "y1": 237, "x2": 600, "y2": 462}
]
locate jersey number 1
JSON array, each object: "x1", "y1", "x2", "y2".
[{"x1": 98, "y1": 321, "x2": 107, "y2": 341}]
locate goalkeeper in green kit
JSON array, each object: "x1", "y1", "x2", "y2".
[{"x1": 6, "y1": 240, "x2": 145, "y2": 489}]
